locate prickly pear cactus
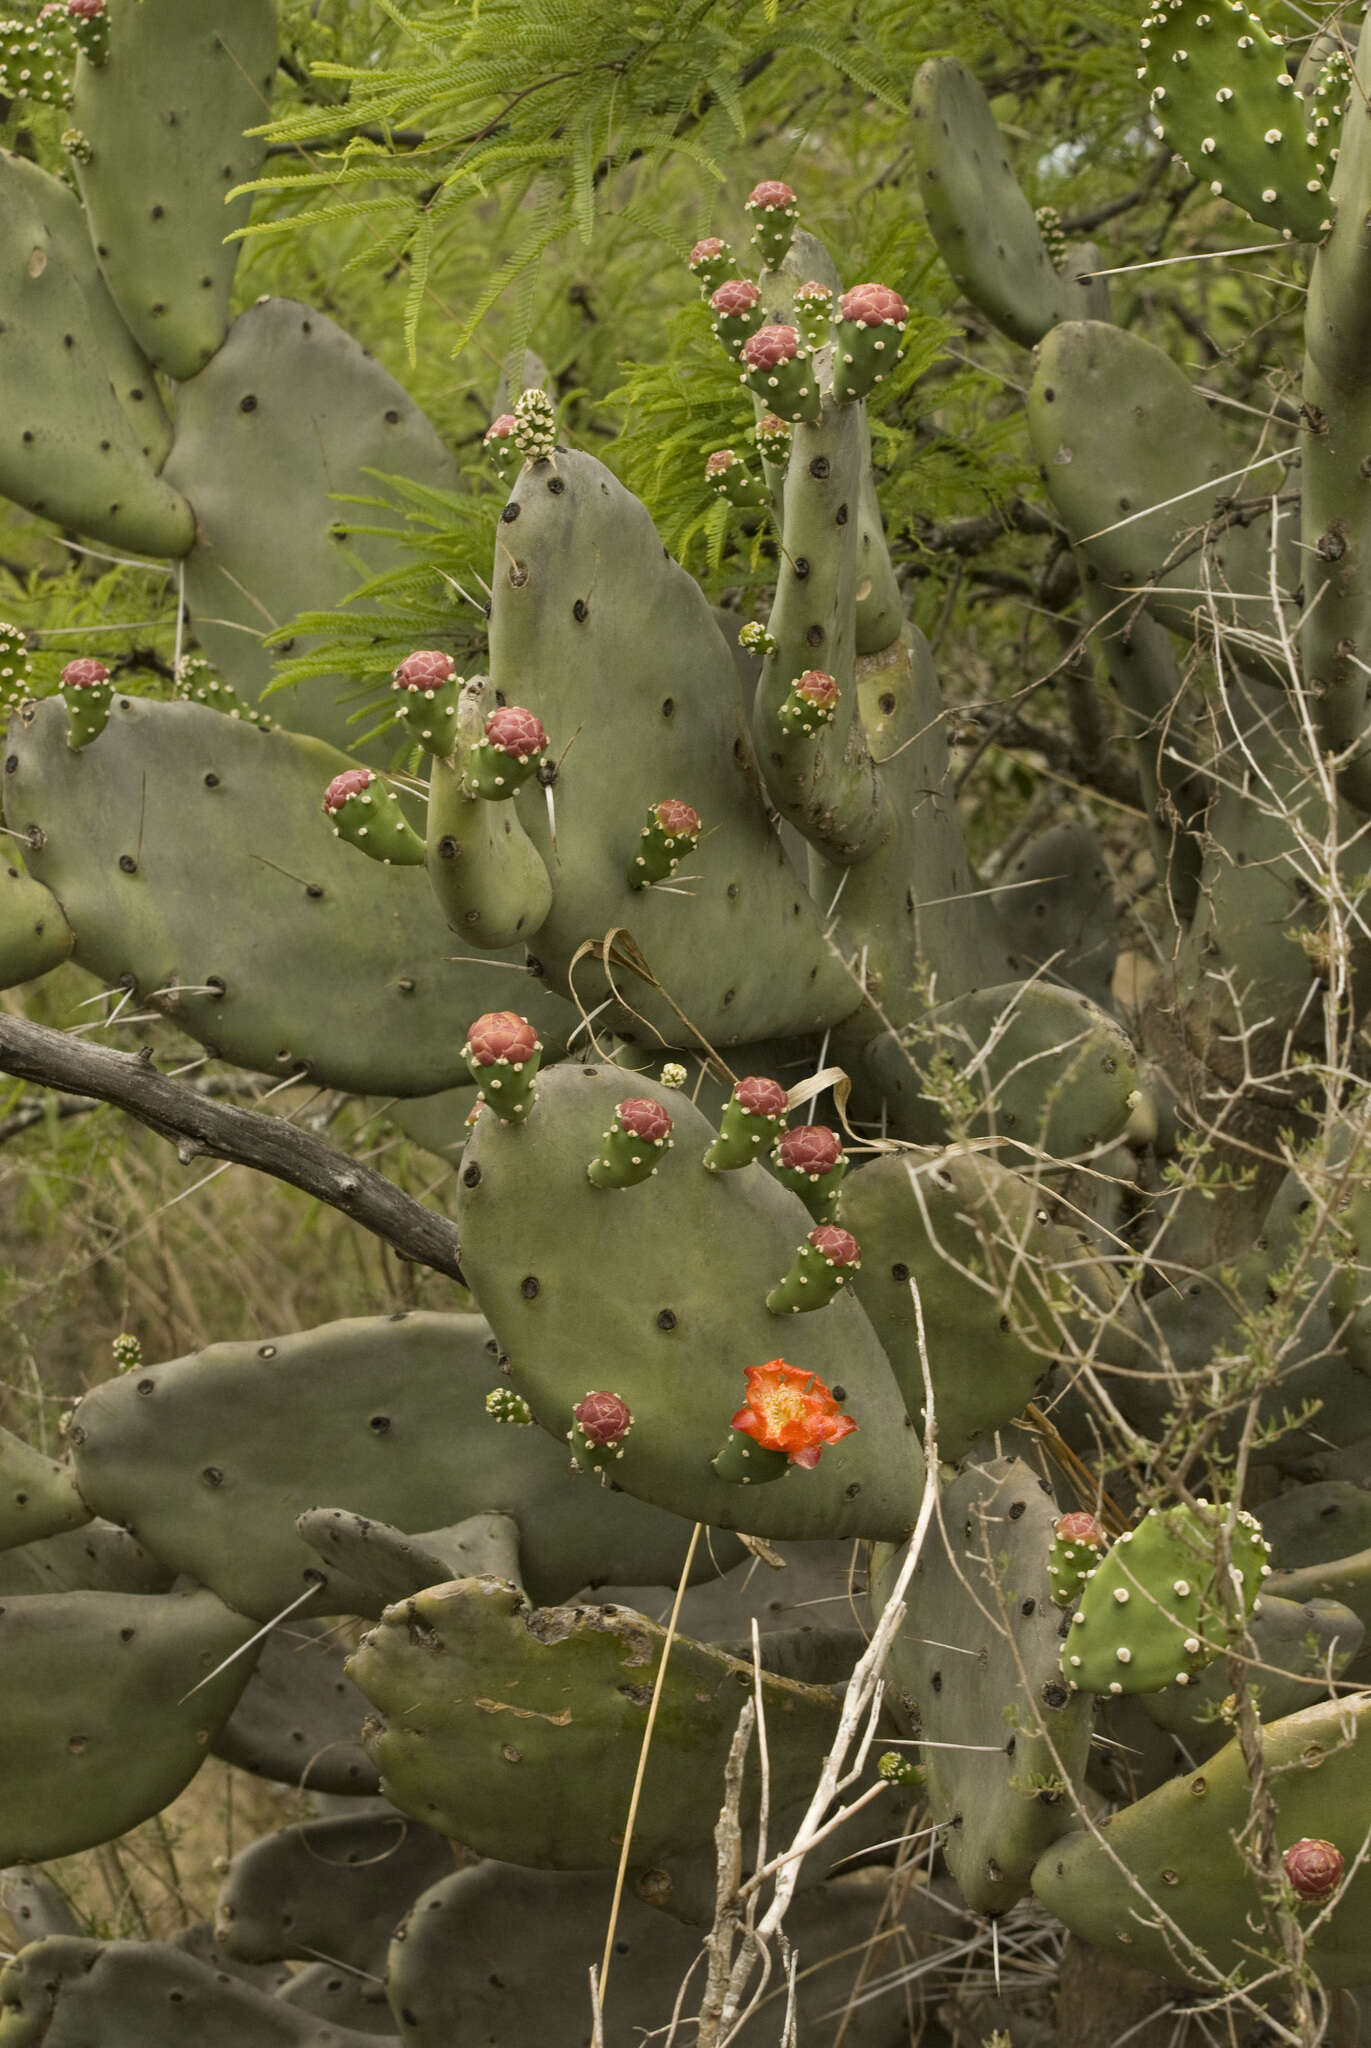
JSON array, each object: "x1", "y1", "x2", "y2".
[{"x1": 10, "y1": 8, "x2": 1371, "y2": 2040}]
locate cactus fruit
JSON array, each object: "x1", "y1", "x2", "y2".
[
  {"x1": 688, "y1": 234, "x2": 735, "y2": 293},
  {"x1": 832, "y1": 283, "x2": 908, "y2": 402},
  {"x1": 468, "y1": 704, "x2": 548, "y2": 797},
  {"x1": 704, "y1": 445, "x2": 769, "y2": 509},
  {"x1": 777, "y1": 666, "x2": 840, "y2": 737},
  {"x1": 744, "y1": 177, "x2": 799, "y2": 269},
  {"x1": 585, "y1": 1094, "x2": 673, "y2": 1188},
  {"x1": 702, "y1": 1073, "x2": 789, "y2": 1170},
  {"x1": 765, "y1": 1221, "x2": 862, "y2": 1314},
  {"x1": 568, "y1": 1388, "x2": 633, "y2": 1472},
  {"x1": 772, "y1": 1122, "x2": 846, "y2": 1221},
  {"x1": 709, "y1": 276, "x2": 764, "y2": 353},
  {"x1": 628, "y1": 797, "x2": 701, "y2": 890},
  {"x1": 462, "y1": 1010, "x2": 542, "y2": 1119},
  {"x1": 740, "y1": 322, "x2": 822, "y2": 424},
  {"x1": 322, "y1": 765, "x2": 426, "y2": 866},
  {"x1": 1048, "y1": 1511, "x2": 1106, "y2": 1608}
]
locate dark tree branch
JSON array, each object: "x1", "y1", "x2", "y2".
[{"x1": 0, "y1": 1016, "x2": 465, "y2": 1284}]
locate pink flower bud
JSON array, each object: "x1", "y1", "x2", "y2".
[
  {"x1": 465, "y1": 1012, "x2": 538, "y2": 1067},
  {"x1": 483, "y1": 706, "x2": 547, "y2": 759},
  {"x1": 710, "y1": 279, "x2": 761, "y2": 318},
  {"x1": 742, "y1": 324, "x2": 801, "y2": 371},
  {"x1": 690, "y1": 236, "x2": 727, "y2": 268},
  {"x1": 839, "y1": 283, "x2": 908, "y2": 328},
  {"x1": 1283, "y1": 1838, "x2": 1343, "y2": 1902},
  {"x1": 796, "y1": 670, "x2": 839, "y2": 708},
  {"x1": 777, "y1": 1125, "x2": 842, "y2": 1173},
  {"x1": 573, "y1": 1391, "x2": 632, "y2": 1446},
  {"x1": 484, "y1": 413, "x2": 518, "y2": 443},
  {"x1": 322, "y1": 767, "x2": 375, "y2": 815},
  {"x1": 617, "y1": 1098, "x2": 673, "y2": 1144},
  {"x1": 393, "y1": 649, "x2": 455, "y2": 692},
  {"x1": 652, "y1": 800, "x2": 700, "y2": 840},
  {"x1": 746, "y1": 180, "x2": 797, "y2": 212},
  {"x1": 735, "y1": 1076, "x2": 788, "y2": 1118},
  {"x1": 60, "y1": 658, "x2": 109, "y2": 690},
  {"x1": 1054, "y1": 1512, "x2": 1105, "y2": 1548},
  {"x1": 809, "y1": 1225, "x2": 861, "y2": 1267}
]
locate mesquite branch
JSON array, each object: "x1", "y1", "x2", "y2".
[{"x1": 0, "y1": 1015, "x2": 465, "y2": 1284}]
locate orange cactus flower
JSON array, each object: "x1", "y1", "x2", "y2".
[{"x1": 730, "y1": 1359, "x2": 856, "y2": 1470}]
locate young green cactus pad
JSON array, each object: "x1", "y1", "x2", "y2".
[
  {"x1": 0, "y1": 1586, "x2": 257, "y2": 1865},
  {"x1": 1048, "y1": 1512, "x2": 1106, "y2": 1609},
  {"x1": 68, "y1": 1311, "x2": 737, "y2": 1618},
  {"x1": 705, "y1": 445, "x2": 769, "y2": 509},
  {"x1": 391, "y1": 647, "x2": 462, "y2": 756},
  {"x1": 161, "y1": 297, "x2": 460, "y2": 753},
  {"x1": 703, "y1": 1073, "x2": 789, "y2": 1170},
  {"x1": 69, "y1": 0, "x2": 277, "y2": 378},
  {"x1": 585, "y1": 1094, "x2": 673, "y2": 1188},
  {"x1": 322, "y1": 765, "x2": 426, "y2": 866},
  {"x1": 1062, "y1": 1501, "x2": 1271, "y2": 1696},
  {"x1": 57, "y1": 653, "x2": 111, "y2": 749},
  {"x1": 1032, "y1": 1697, "x2": 1371, "y2": 1987},
  {"x1": 456, "y1": 1062, "x2": 922, "y2": 1541},
  {"x1": 5, "y1": 695, "x2": 548, "y2": 1095},
  {"x1": 463, "y1": 1009, "x2": 542, "y2": 1119},
  {"x1": 1139, "y1": 0, "x2": 1330, "y2": 242},
  {"x1": 873, "y1": 1459, "x2": 1094, "y2": 1914},
  {"x1": 348, "y1": 1574, "x2": 843, "y2": 1870}
]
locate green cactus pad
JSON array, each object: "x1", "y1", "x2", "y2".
[
  {"x1": 865, "y1": 978, "x2": 1140, "y2": 1160},
  {"x1": 211, "y1": 1615, "x2": 378, "y2": 1796},
  {"x1": 1032, "y1": 1695, "x2": 1371, "y2": 1987},
  {"x1": 1140, "y1": 0, "x2": 1330, "y2": 243},
  {"x1": 0, "y1": 159, "x2": 193, "y2": 556},
  {"x1": 1027, "y1": 321, "x2": 1297, "y2": 672},
  {"x1": 216, "y1": 1811, "x2": 454, "y2": 1973},
  {"x1": 0, "y1": 850, "x2": 73, "y2": 991},
  {"x1": 0, "y1": 1585, "x2": 257, "y2": 1865},
  {"x1": 0, "y1": 1423, "x2": 89, "y2": 1550},
  {"x1": 873, "y1": 1459, "x2": 1093, "y2": 1914},
  {"x1": 910, "y1": 58, "x2": 1072, "y2": 346},
  {"x1": 349, "y1": 1574, "x2": 841, "y2": 1868},
  {"x1": 68, "y1": 1311, "x2": 738, "y2": 1620},
  {"x1": 0, "y1": 1518, "x2": 174, "y2": 1599},
  {"x1": 992, "y1": 818, "x2": 1118, "y2": 1013},
  {"x1": 1063, "y1": 1502, "x2": 1271, "y2": 1697},
  {"x1": 1261, "y1": 1482, "x2": 1371, "y2": 1571},
  {"x1": 0, "y1": 151, "x2": 171, "y2": 466},
  {"x1": 70, "y1": 0, "x2": 277, "y2": 380},
  {"x1": 5, "y1": 694, "x2": 570, "y2": 1096},
  {"x1": 487, "y1": 449, "x2": 859, "y2": 1046},
  {"x1": 1138, "y1": 1593, "x2": 1362, "y2": 1759},
  {"x1": 295, "y1": 1505, "x2": 523, "y2": 1619},
  {"x1": 838, "y1": 1148, "x2": 1139, "y2": 1461},
  {"x1": 456, "y1": 1063, "x2": 924, "y2": 1542},
  {"x1": 162, "y1": 299, "x2": 461, "y2": 753},
  {"x1": 0, "y1": 1935, "x2": 381, "y2": 2046}
]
